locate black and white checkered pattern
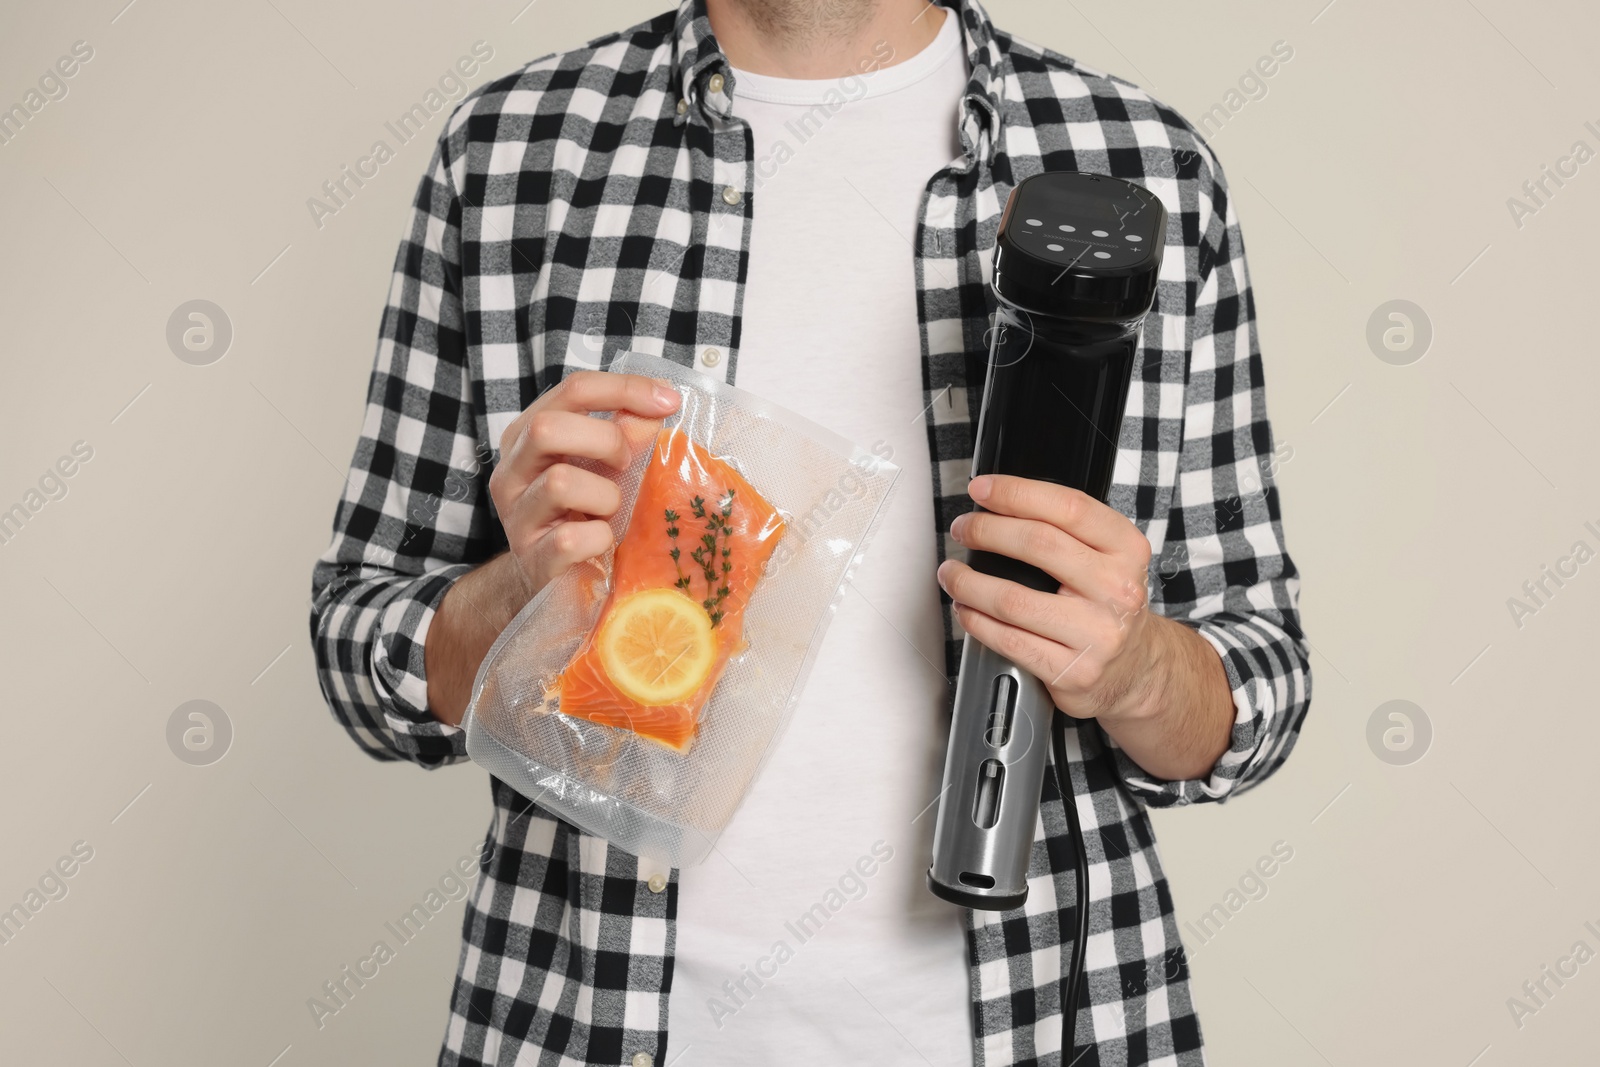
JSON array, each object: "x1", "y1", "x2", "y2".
[{"x1": 309, "y1": 1, "x2": 1312, "y2": 1063}]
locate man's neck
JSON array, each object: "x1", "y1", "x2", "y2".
[{"x1": 705, "y1": 0, "x2": 947, "y2": 79}]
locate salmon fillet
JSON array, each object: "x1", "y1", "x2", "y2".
[{"x1": 556, "y1": 428, "x2": 786, "y2": 751}]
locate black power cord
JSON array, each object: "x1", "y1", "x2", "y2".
[{"x1": 1051, "y1": 714, "x2": 1091, "y2": 1065}]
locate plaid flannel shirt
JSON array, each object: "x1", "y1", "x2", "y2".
[{"x1": 309, "y1": 1, "x2": 1312, "y2": 1063}]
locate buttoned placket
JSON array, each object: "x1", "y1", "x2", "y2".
[{"x1": 678, "y1": 57, "x2": 751, "y2": 385}]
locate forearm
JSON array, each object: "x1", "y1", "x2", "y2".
[
  {"x1": 425, "y1": 552, "x2": 532, "y2": 727},
  {"x1": 1097, "y1": 614, "x2": 1235, "y2": 781}
]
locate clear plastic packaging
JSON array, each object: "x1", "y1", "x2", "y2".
[{"x1": 464, "y1": 352, "x2": 900, "y2": 868}]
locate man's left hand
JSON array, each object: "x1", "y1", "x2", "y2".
[{"x1": 936, "y1": 473, "x2": 1158, "y2": 723}]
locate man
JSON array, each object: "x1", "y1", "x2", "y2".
[{"x1": 309, "y1": 0, "x2": 1312, "y2": 1063}]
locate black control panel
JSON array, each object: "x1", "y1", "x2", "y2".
[{"x1": 992, "y1": 172, "x2": 1168, "y2": 321}]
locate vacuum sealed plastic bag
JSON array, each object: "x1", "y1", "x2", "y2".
[
  {"x1": 464, "y1": 351, "x2": 900, "y2": 868},
  {"x1": 556, "y1": 428, "x2": 785, "y2": 751}
]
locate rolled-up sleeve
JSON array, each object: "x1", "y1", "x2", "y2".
[
  {"x1": 1108, "y1": 141, "x2": 1313, "y2": 807},
  {"x1": 309, "y1": 127, "x2": 499, "y2": 769}
]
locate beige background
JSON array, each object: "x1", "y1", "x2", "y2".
[{"x1": 1, "y1": 0, "x2": 1596, "y2": 1063}]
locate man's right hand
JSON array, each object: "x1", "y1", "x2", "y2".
[
  {"x1": 489, "y1": 371, "x2": 682, "y2": 597},
  {"x1": 425, "y1": 371, "x2": 681, "y2": 726}
]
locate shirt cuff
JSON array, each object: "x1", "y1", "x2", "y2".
[
  {"x1": 1107, "y1": 617, "x2": 1276, "y2": 807},
  {"x1": 370, "y1": 563, "x2": 476, "y2": 766}
]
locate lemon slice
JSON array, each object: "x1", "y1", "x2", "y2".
[{"x1": 597, "y1": 588, "x2": 716, "y2": 705}]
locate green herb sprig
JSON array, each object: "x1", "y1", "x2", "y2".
[
  {"x1": 680, "y1": 489, "x2": 735, "y2": 627},
  {"x1": 664, "y1": 509, "x2": 691, "y2": 594}
]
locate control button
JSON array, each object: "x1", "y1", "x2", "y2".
[
  {"x1": 700, "y1": 347, "x2": 722, "y2": 368},
  {"x1": 972, "y1": 759, "x2": 1005, "y2": 829},
  {"x1": 632, "y1": 1054, "x2": 654, "y2": 1067},
  {"x1": 722, "y1": 185, "x2": 742, "y2": 206},
  {"x1": 1024, "y1": 217, "x2": 1042, "y2": 226},
  {"x1": 986, "y1": 675, "x2": 1017, "y2": 748},
  {"x1": 1058, "y1": 224, "x2": 1076, "y2": 232},
  {"x1": 676, "y1": 98, "x2": 687, "y2": 115},
  {"x1": 1094, "y1": 251, "x2": 1111, "y2": 259},
  {"x1": 1125, "y1": 234, "x2": 1142, "y2": 242},
  {"x1": 1092, "y1": 229, "x2": 1108, "y2": 237},
  {"x1": 1047, "y1": 243, "x2": 1064, "y2": 251},
  {"x1": 647, "y1": 873, "x2": 667, "y2": 893},
  {"x1": 708, "y1": 73, "x2": 725, "y2": 94}
]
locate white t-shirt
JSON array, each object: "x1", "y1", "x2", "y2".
[{"x1": 669, "y1": 11, "x2": 973, "y2": 1066}]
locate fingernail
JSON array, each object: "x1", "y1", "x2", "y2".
[
  {"x1": 949, "y1": 515, "x2": 966, "y2": 543},
  {"x1": 936, "y1": 560, "x2": 953, "y2": 590},
  {"x1": 968, "y1": 476, "x2": 991, "y2": 502},
  {"x1": 653, "y1": 381, "x2": 679, "y2": 409}
]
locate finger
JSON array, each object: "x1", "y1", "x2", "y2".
[
  {"x1": 950, "y1": 511, "x2": 1112, "y2": 600},
  {"x1": 498, "y1": 410, "x2": 633, "y2": 493},
  {"x1": 968, "y1": 475, "x2": 1135, "y2": 555},
  {"x1": 526, "y1": 519, "x2": 614, "y2": 588},
  {"x1": 508, "y1": 463, "x2": 624, "y2": 535},
  {"x1": 616, "y1": 411, "x2": 666, "y2": 460},
  {"x1": 937, "y1": 559, "x2": 1088, "y2": 649},
  {"x1": 952, "y1": 603, "x2": 1088, "y2": 702},
  {"x1": 543, "y1": 371, "x2": 681, "y2": 418},
  {"x1": 499, "y1": 372, "x2": 678, "y2": 461}
]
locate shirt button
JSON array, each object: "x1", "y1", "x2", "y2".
[
  {"x1": 721, "y1": 185, "x2": 742, "y2": 206},
  {"x1": 647, "y1": 873, "x2": 667, "y2": 893},
  {"x1": 700, "y1": 347, "x2": 721, "y2": 368},
  {"x1": 708, "y1": 72, "x2": 725, "y2": 94},
  {"x1": 632, "y1": 1054, "x2": 654, "y2": 1067},
  {"x1": 676, "y1": 98, "x2": 687, "y2": 115}
]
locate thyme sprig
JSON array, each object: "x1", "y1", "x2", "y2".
[
  {"x1": 678, "y1": 489, "x2": 735, "y2": 627},
  {"x1": 664, "y1": 509, "x2": 691, "y2": 594}
]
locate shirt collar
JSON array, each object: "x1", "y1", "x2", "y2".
[
  {"x1": 671, "y1": 0, "x2": 729, "y2": 122},
  {"x1": 671, "y1": 0, "x2": 1008, "y2": 160}
]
